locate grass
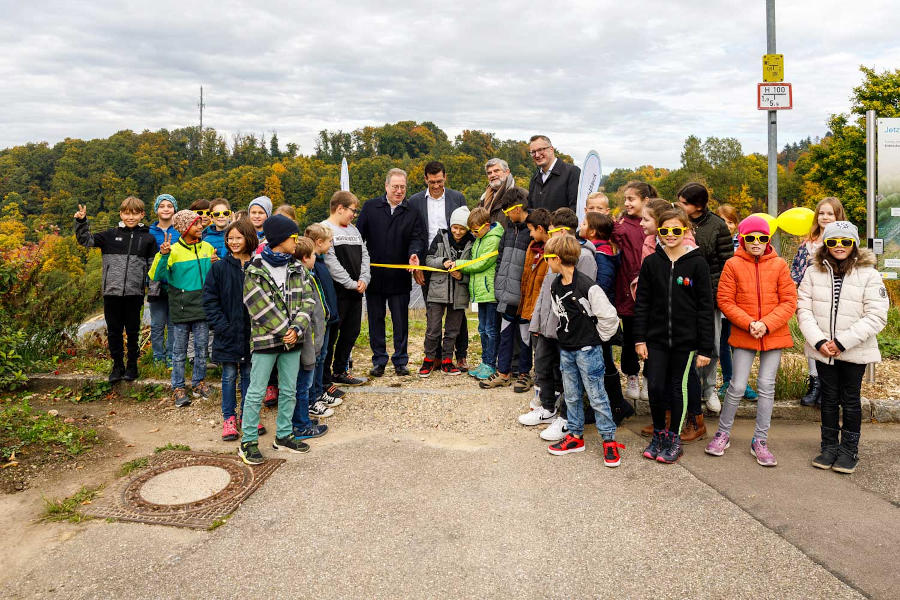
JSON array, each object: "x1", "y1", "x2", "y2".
[
  {"x1": 118, "y1": 456, "x2": 149, "y2": 477},
  {"x1": 154, "y1": 443, "x2": 190, "y2": 453},
  {"x1": 775, "y1": 352, "x2": 809, "y2": 400},
  {"x1": 207, "y1": 516, "x2": 230, "y2": 531},
  {"x1": 40, "y1": 485, "x2": 101, "y2": 523},
  {"x1": 0, "y1": 397, "x2": 98, "y2": 461}
]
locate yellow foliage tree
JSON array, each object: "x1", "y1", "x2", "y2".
[
  {"x1": 725, "y1": 183, "x2": 756, "y2": 219},
  {"x1": 264, "y1": 172, "x2": 285, "y2": 204},
  {"x1": 40, "y1": 234, "x2": 86, "y2": 277}
]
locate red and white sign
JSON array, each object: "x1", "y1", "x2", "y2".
[{"x1": 758, "y1": 83, "x2": 792, "y2": 110}]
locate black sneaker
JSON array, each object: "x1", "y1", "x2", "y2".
[
  {"x1": 395, "y1": 365, "x2": 410, "y2": 376},
  {"x1": 418, "y1": 359, "x2": 435, "y2": 378},
  {"x1": 333, "y1": 372, "x2": 366, "y2": 386},
  {"x1": 123, "y1": 363, "x2": 138, "y2": 382},
  {"x1": 272, "y1": 435, "x2": 310, "y2": 453},
  {"x1": 109, "y1": 362, "x2": 125, "y2": 383},
  {"x1": 239, "y1": 441, "x2": 265, "y2": 465},
  {"x1": 321, "y1": 390, "x2": 343, "y2": 408},
  {"x1": 369, "y1": 364, "x2": 385, "y2": 378},
  {"x1": 173, "y1": 388, "x2": 191, "y2": 408},
  {"x1": 293, "y1": 423, "x2": 329, "y2": 440},
  {"x1": 326, "y1": 384, "x2": 346, "y2": 399}
]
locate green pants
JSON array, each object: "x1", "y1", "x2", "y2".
[{"x1": 241, "y1": 350, "x2": 300, "y2": 442}]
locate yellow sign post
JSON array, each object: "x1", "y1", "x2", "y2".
[{"x1": 763, "y1": 53, "x2": 784, "y2": 82}]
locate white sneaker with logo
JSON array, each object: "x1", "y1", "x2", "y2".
[
  {"x1": 540, "y1": 416, "x2": 569, "y2": 441},
  {"x1": 518, "y1": 407, "x2": 556, "y2": 426}
]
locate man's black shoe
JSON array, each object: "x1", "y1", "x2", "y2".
[
  {"x1": 394, "y1": 365, "x2": 410, "y2": 376},
  {"x1": 109, "y1": 362, "x2": 125, "y2": 383},
  {"x1": 123, "y1": 363, "x2": 138, "y2": 381},
  {"x1": 369, "y1": 365, "x2": 385, "y2": 378}
]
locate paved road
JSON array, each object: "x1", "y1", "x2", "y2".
[{"x1": 5, "y1": 416, "x2": 896, "y2": 599}]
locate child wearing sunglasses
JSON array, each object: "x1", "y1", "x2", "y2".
[
  {"x1": 706, "y1": 216, "x2": 797, "y2": 466},
  {"x1": 797, "y1": 221, "x2": 888, "y2": 474},
  {"x1": 634, "y1": 208, "x2": 715, "y2": 464},
  {"x1": 189, "y1": 198, "x2": 212, "y2": 229},
  {"x1": 202, "y1": 198, "x2": 233, "y2": 258}
]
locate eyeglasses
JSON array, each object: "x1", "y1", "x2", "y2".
[
  {"x1": 529, "y1": 146, "x2": 551, "y2": 156},
  {"x1": 548, "y1": 226, "x2": 570, "y2": 234},
  {"x1": 344, "y1": 206, "x2": 359, "y2": 215},
  {"x1": 825, "y1": 237, "x2": 855, "y2": 248},
  {"x1": 193, "y1": 210, "x2": 209, "y2": 217},
  {"x1": 211, "y1": 210, "x2": 232, "y2": 218},
  {"x1": 289, "y1": 234, "x2": 299, "y2": 240},
  {"x1": 542, "y1": 253, "x2": 559, "y2": 262},
  {"x1": 657, "y1": 226, "x2": 686, "y2": 237},
  {"x1": 502, "y1": 203, "x2": 523, "y2": 215},
  {"x1": 741, "y1": 234, "x2": 770, "y2": 244}
]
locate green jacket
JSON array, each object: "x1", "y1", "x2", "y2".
[
  {"x1": 242, "y1": 256, "x2": 316, "y2": 354},
  {"x1": 149, "y1": 239, "x2": 217, "y2": 323},
  {"x1": 458, "y1": 223, "x2": 503, "y2": 304}
]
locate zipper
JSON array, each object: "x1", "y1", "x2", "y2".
[
  {"x1": 123, "y1": 229, "x2": 134, "y2": 294},
  {"x1": 755, "y1": 257, "x2": 763, "y2": 351},
  {"x1": 667, "y1": 259, "x2": 674, "y2": 348}
]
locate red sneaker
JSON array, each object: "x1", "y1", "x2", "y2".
[
  {"x1": 221, "y1": 416, "x2": 239, "y2": 441},
  {"x1": 418, "y1": 358, "x2": 435, "y2": 378},
  {"x1": 548, "y1": 434, "x2": 585, "y2": 456},
  {"x1": 603, "y1": 440, "x2": 625, "y2": 467},
  {"x1": 440, "y1": 358, "x2": 461, "y2": 375},
  {"x1": 263, "y1": 385, "x2": 278, "y2": 408}
]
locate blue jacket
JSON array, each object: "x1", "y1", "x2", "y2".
[
  {"x1": 357, "y1": 196, "x2": 427, "y2": 295},
  {"x1": 591, "y1": 239, "x2": 620, "y2": 304},
  {"x1": 202, "y1": 254, "x2": 251, "y2": 363},
  {"x1": 202, "y1": 225, "x2": 227, "y2": 259},
  {"x1": 313, "y1": 255, "x2": 340, "y2": 326}
]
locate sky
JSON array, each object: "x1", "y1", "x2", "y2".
[{"x1": 2, "y1": 0, "x2": 899, "y2": 172}]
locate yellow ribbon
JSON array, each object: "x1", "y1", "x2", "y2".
[{"x1": 371, "y1": 250, "x2": 498, "y2": 273}]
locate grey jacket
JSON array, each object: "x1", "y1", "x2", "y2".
[
  {"x1": 301, "y1": 267, "x2": 327, "y2": 370},
  {"x1": 75, "y1": 218, "x2": 156, "y2": 297},
  {"x1": 425, "y1": 230, "x2": 472, "y2": 310},
  {"x1": 529, "y1": 247, "x2": 601, "y2": 339},
  {"x1": 494, "y1": 220, "x2": 531, "y2": 313}
]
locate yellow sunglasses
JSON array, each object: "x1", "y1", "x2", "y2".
[
  {"x1": 657, "y1": 226, "x2": 686, "y2": 237},
  {"x1": 474, "y1": 223, "x2": 489, "y2": 233},
  {"x1": 824, "y1": 237, "x2": 855, "y2": 248},
  {"x1": 741, "y1": 234, "x2": 770, "y2": 244},
  {"x1": 211, "y1": 210, "x2": 232, "y2": 218},
  {"x1": 542, "y1": 253, "x2": 559, "y2": 261},
  {"x1": 193, "y1": 209, "x2": 210, "y2": 217},
  {"x1": 548, "y1": 226, "x2": 570, "y2": 234},
  {"x1": 502, "y1": 203, "x2": 523, "y2": 215}
]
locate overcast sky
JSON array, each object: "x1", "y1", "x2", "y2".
[{"x1": 2, "y1": 0, "x2": 898, "y2": 171}]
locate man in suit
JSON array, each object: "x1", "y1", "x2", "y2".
[{"x1": 527, "y1": 135, "x2": 580, "y2": 213}]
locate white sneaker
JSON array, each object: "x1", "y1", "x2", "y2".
[
  {"x1": 309, "y1": 400, "x2": 334, "y2": 418},
  {"x1": 540, "y1": 416, "x2": 569, "y2": 441},
  {"x1": 624, "y1": 375, "x2": 640, "y2": 400},
  {"x1": 640, "y1": 376, "x2": 650, "y2": 401},
  {"x1": 519, "y1": 407, "x2": 556, "y2": 426},
  {"x1": 704, "y1": 390, "x2": 721, "y2": 414}
]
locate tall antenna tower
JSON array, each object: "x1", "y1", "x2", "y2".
[{"x1": 198, "y1": 86, "x2": 205, "y2": 133}]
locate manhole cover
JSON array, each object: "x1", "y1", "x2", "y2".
[{"x1": 82, "y1": 451, "x2": 284, "y2": 529}]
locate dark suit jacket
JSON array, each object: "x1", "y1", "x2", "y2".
[
  {"x1": 357, "y1": 195, "x2": 427, "y2": 295},
  {"x1": 528, "y1": 159, "x2": 580, "y2": 213}
]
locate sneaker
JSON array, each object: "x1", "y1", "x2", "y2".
[
  {"x1": 518, "y1": 407, "x2": 556, "y2": 426},
  {"x1": 513, "y1": 372, "x2": 533, "y2": 393},
  {"x1": 394, "y1": 365, "x2": 410, "y2": 376},
  {"x1": 238, "y1": 441, "x2": 265, "y2": 465},
  {"x1": 173, "y1": 388, "x2": 191, "y2": 407},
  {"x1": 192, "y1": 382, "x2": 211, "y2": 400},
  {"x1": 293, "y1": 423, "x2": 328, "y2": 440},
  {"x1": 624, "y1": 375, "x2": 640, "y2": 400},
  {"x1": 440, "y1": 358, "x2": 461, "y2": 375},
  {"x1": 333, "y1": 372, "x2": 366, "y2": 386},
  {"x1": 750, "y1": 438, "x2": 777, "y2": 467},
  {"x1": 272, "y1": 435, "x2": 310, "y2": 453},
  {"x1": 326, "y1": 384, "x2": 346, "y2": 399},
  {"x1": 456, "y1": 357, "x2": 468, "y2": 372},
  {"x1": 369, "y1": 364, "x2": 385, "y2": 378},
  {"x1": 109, "y1": 361, "x2": 126, "y2": 384},
  {"x1": 123, "y1": 363, "x2": 139, "y2": 382},
  {"x1": 540, "y1": 416, "x2": 569, "y2": 441},
  {"x1": 309, "y1": 400, "x2": 334, "y2": 418},
  {"x1": 468, "y1": 363, "x2": 486, "y2": 378},
  {"x1": 743, "y1": 385, "x2": 759, "y2": 401},
  {"x1": 657, "y1": 431, "x2": 683, "y2": 464},
  {"x1": 640, "y1": 376, "x2": 649, "y2": 402},
  {"x1": 321, "y1": 390, "x2": 343, "y2": 408},
  {"x1": 642, "y1": 430, "x2": 664, "y2": 460},
  {"x1": 479, "y1": 372, "x2": 510, "y2": 389},
  {"x1": 603, "y1": 440, "x2": 625, "y2": 467},
  {"x1": 222, "y1": 416, "x2": 239, "y2": 441},
  {"x1": 475, "y1": 365, "x2": 496, "y2": 381},
  {"x1": 418, "y1": 358, "x2": 435, "y2": 378},
  {"x1": 704, "y1": 390, "x2": 721, "y2": 414},
  {"x1": 705, "y1": 431, "x2": 731, "y2": 456},
  {"x1": 548, "y1": 434, "x2": 585, "y2": 456},
  {"x1": 263, "y1": 385, "x2": 278, "y2": 407}
]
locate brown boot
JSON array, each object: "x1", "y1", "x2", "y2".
[
  {"x1": 680, "y1": 413, "x2": 707, "y2": 443},
  {"x1": 641, "y1": 410, "x2": 671, "y2": 437}
]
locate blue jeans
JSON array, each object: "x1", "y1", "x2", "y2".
[
  {"x1": 241, "y1": 350, "x2": 300, "y2": 442},
  {"x1": 292, "y1": 367, "x2": 316, "y2": 430},
  {"x1": 221, "y1": 361, "x2": 250, "y2": 420},
  {"x1": 560, "y1": 345, "x2": 616, "y2": 440},
  {"x1": 311, "y1": 329, "x2": 329, "y2": 402},
  {"x1": 171, "y1": 320, "x2": 209, "y2": 390},
  {"x1": 477, "y1": 302, "x2": 500, "y2": 367},
  {"x1": 149, "y1": 299, "x2": 173, "y2": 364}
]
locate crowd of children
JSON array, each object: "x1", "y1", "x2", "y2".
[{"x1": 76, "y1": 180, "x2": 889, "y2": 473}]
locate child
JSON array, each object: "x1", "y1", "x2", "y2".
[
  {"x1": 512, "y1": 208, "x2": 551, "y2": 392},
  {"x1": 481, "y1": 189, "x2": 531, "y2": 389},
  {"x1": 543, "y1": 235, "x2": 623, "y2": 466},
  {"x1": 239, "y1": 215, "x2": 317, "y2": 464},
  {"x1": 149, "y1": 210, "x2": 217, "y2": 407},
  {"x1": 275, "y1": 204, "x2": 297, "y2": 221},
  {"x1": 634, "y1": 208, "x2": 715, "y2": 464},
  {"x1": 189, "y1": 199, "x2": 212, "y2": 230},
  {"x1": 148, "y1": 194, "x2": 179, "y2": 367},
  {"x1": 304, "y1": 223, "x2": 344, "y2": 411},
  {"x1": 292, "y1": 236, "x2": 330, "y2": 439},
  {"x1": 322, "y1": 190, "x2": 371, "y2": 387},
  {"x1": 202, "y1": 217, "x2": 259, "y2": 441},
  {"x1": 420, "y1": 206, "x2": 474, "y2": 376},
  {"x1": 717, "y1": 204, "x2": 740, "y2": 251},
  {"x1": 791, "y1": 197, "x2": 845, "y2": 407},
  {"x1": 797, "y1": 221, "x2": 888, "y2": 474},
  {"x1": 706, "y1": 216, "x2": 797, "y2": 466},
  {"x1": 585, "y1": 191, "x2": 611, "y2": 215},
  {"x1": 248, "y1": 195, "x2": 273, "y2": 246},
  {"x1": 74, "y1": 197, "x2": 157, "y2": 382},
  {"x1": 202, "y1": 198, "x2": 232, "y2": 258},
  {"x1": 458, "y1": 207, "x2": 503, "y2": 380}
]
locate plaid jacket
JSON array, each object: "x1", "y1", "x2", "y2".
[{"x1": 242, "y1": 256, "x2": 316, "y2": 353}]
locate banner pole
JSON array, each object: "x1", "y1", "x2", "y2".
[{"x1": 866, "y1": 109, "x2": 876, "y2": 384}]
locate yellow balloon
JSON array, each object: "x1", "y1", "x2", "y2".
[
  {"x1": 776, "y1": 206, "x2": 816, "y2": 237},
  {"x1": 749, "y1": 212, "x2": 778, "y2": 234}
]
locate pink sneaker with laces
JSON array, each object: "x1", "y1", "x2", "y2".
[
  {"x1": 704, "y1": 431, "x2": 730, "y2": 456},
  {"x1": 751, "y1": 438, "x2": 777, "y2": 467},
  {"x1": 222, "y1": 416, "x2": 239, "y2": 441}
]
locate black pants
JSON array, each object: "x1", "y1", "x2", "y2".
[
  {"x1": 104, "y1": 295, "x2": 144, "y2": 365},
  {"x1": 644, "y1": 347, "x2": 695, "y2": 433},
  {"x1": 434, "y1": 318, "x2": 469, "y2": 362},
  {"x1": 620, "y1": 316, "x2": 640, "y2": 376},
  {"x1": 817, "y1": 360, "x2": 866, "y2": 434},
  {"x1": 366, "y1": 291, "x2": 410, "y2": 368},
  {"x1": 424, "y1": 303, "x2": 465, "y2": 360},
  {"x1": 534, "y1": 335, "x2": 563, "y2": 412},
  {"x1": 325, "y1": 292, "x2": 363, "y2": 380}
]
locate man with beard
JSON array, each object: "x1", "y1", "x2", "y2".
[
  {"x1": 527, "y1": 135, "x2": 580, "y2": 213},
  {"x1": 478, "y1": 158, "x2": 527, "y2": 225}
]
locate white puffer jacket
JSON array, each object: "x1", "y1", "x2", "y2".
[{"x1": 797, "y1": 249, "x2": 889, "y2": 365}]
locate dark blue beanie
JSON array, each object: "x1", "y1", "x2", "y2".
[{"x1": 263, "y1": 214, "x2": 299, "y2": 249}]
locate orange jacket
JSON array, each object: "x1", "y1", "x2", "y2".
[
  {"x1": 717, "y1": 245, "x2": 797, "y2": 351},
  {"x1": 519, "y1": 240, "x2": 548, "y2": 320}
]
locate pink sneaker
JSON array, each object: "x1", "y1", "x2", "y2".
[
  {"x1": 751, "y1": 438, "x2": 777, "y2": 467},
  {"x1": 704, "y1": 431, "x2": 730, "y2": 456},
  {"x1": 264, "y1": 385, "x2": 278, "y2": 408},
  {"x1": 222, "y1": 416, "x2": 239, "y2": 441}
]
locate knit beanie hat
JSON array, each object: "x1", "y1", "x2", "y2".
[
  {"x1": 450, "y1": 206, "x2": 470, "y2": 229},
  {"x1": 738, "y1": 215, "x2": 770, "y2": 237},
  {"x1": 248, "y1": 195, "x2": 273, "y2": 218},
  {"x1": 263, "y1": 214, "x2": 299, "y2": 249},
  {"x1": 154, "y1": 194, "x2": 177, "y2": 213},
  {"x1": 173, "y1": 210, "x2": 201, "y2": 234},
  {"x1": 822, "y1": 221, "x2": 860, "y2": 245}
]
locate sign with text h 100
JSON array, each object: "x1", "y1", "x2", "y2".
[{"x1": 758, "y1": 83, "x2": 792, "y2": 110}]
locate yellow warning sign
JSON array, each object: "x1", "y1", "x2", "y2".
[{"x1": 763, "y1": 54, "x2": 784, "y2": 82}]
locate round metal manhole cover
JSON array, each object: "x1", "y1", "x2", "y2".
[{"x1": 139, "y1": 465, "x2": 232, "y2": 505}]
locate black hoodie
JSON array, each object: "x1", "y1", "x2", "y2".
[{"x1": 633, "y1": 245, "x2": 715, "y2": 356}]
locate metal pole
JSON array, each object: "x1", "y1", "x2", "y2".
[
  {"x1": 766, "y1": 0, "x2": 778, "y2": 247},
  {"x1": 865, "y1": 109, "x2": 877, "y2": 383}
]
